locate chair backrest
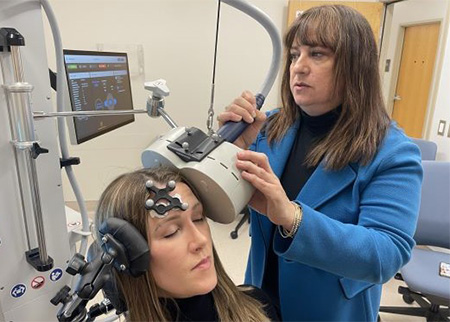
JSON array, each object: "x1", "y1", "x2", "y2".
[
  {"x1": 411, "y1": 138, "x2": 437, "y2": 160},
  {"x1": 414, "y1": 161, "x2": 450, "y2": 249}
]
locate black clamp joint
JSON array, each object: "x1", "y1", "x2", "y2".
[
  {"x1": 60, "y1": 157, "x2": 81, "y2": 169},
  {"x1": 0, "y1": 28, "x2": 25, "y2": 52},
  {"x1": 51, "y1": 285, "x2": 72, "y2": 306},
  {"x1": 31, "y1": 142, "x2": 49, "y2": 159}
]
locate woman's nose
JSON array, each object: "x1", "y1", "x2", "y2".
[
  {"x1": 188, "y1": 225, "x2": 208, "y2": 253},
  {"x1": 292, "y1": 54, "x2": 310, "y2": 74}
]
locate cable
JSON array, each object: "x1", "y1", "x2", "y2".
[
  {"x1": 40, "y1": 0, "x2": 90, "y2": 257},
  {"x1": 207, "y1": 0, "x2": 222, "y2": 134}
]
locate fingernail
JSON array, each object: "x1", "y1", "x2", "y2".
[{"x1": 251, "y1": 111, "x2": 256, "y2": 118}]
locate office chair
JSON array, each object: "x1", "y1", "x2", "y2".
[
  {"x1": 230, "y1": 206, "x2": 250, "y2": 239},
  {"x1": 411, "y1": 138, "x2": 438, "y2": 160},
  {"x1": 379, "y1": 161, "x2": 450, "y2": 321}
]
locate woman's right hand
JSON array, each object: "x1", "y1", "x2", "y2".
[{"x1": 217, "y1": 90, "x2": 266, "y2": 149}]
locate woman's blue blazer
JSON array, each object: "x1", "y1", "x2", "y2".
[{"x1": 244, "y1": 116, "x2": 423, "y2": 321}]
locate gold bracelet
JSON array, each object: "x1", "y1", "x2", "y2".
[{"x1": 278, "y1": 201, "x2": 303, "y2": 238}]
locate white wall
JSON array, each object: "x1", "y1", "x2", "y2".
[
  {"x1": 429, "y1": 5, "x2": 450, "y2": 160},
  {"x1": 45, "y1": 0, "x2": 450, "y2": 202},
  {"x1": 380, "y1": 0, "x2": 450, "y2": 160},
  {"x1": 43, "y1": 0, "x2": 287, "y2": 201}
]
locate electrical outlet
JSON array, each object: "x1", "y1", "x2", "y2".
[{"x1": 437, "y1": 120, "x2": 446, "y2": 136}]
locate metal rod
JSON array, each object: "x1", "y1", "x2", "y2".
[
  {"x1": 7, "y1": 84, "x2": 36, "y2": 142},
  {"x1": 10, "y1": 46, "x2": 24, "y2": 83},
  {"x1": 33, "y1": 109, "x2": 148, "y2": 119},
  {"x1": 157, "y1": 107, "x2": 178, "y2": 129},
  {"x1": 33, "y1": 107, "x2": 179, "y2": 130},
  {"x1": 26, "y1": 150, "x2": 48, "y2": 263},
  {"x1": 13, "y1": 149, "x2": 32, "y2": 250}
]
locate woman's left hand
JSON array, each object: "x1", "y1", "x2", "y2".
[{"x1": 236, "y1": 150, "x2": 295, "y2": 228}]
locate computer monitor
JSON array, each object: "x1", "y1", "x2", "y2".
[{"x1": 63, "y1": 49, "x2": 135, "y2": 144}]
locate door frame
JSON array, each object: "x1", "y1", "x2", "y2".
[
  {"x1": 379, "y1": 1, "x2": 447, "y2": 139},
  {"x1": 391, "y1": 22, "x2": 441, "y2": 137}
]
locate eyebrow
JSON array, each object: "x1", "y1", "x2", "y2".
[{"x1": 153, "y1": 202, "x2": 202, "y2": 232}]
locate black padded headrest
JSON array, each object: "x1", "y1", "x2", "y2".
[{"x1": 98, "y1": 217, "x2": 150, "y2": 277}]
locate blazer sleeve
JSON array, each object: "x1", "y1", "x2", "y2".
[{"x1": 273, "y1": 136, "x2": 423, "y2": 284}]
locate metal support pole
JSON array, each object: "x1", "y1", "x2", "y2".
[{"x1": 10, "y1": 46, "x2": 24, "y2": 82}]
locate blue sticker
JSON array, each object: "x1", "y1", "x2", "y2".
[
  {"x1": 50, "y1": 268, "x2": 63, "y2": 282},
  {"x1": 11, "y1": 284, "x2": 26, "y2": 298}
]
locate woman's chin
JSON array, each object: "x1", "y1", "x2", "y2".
[{"x1": 193, "y1": 275, "x2": 218, "y2": 295}]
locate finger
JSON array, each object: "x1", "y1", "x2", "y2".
[
  {"x1": 236, "y1": 159, "x2": 272, "y2": 182},
  {"x1": 228, "y1": 99, "x2": 256, "y2": 124},
  {"x1": 226, "y1": 103, "x2": 255, "y2": 123},
  {"x1": 241, "y1": 90, "x2": 256, "y2": 107},
  {"x1": 237, "y1": 150, "x2": 273, "y2": 174},
  {"x1": 241, "y1": 170, "x2": 276, "y2": 197},
  {"x1": 254, "y1": 110, "x2": 267, "y2": 124},
  {"x1": 217, "y1": 111, "x2": 243, "y2": 126}
]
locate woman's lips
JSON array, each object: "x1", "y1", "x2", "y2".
[
  {"x1": 193, "y1": 257, "x2": 211, "y2": 270},
  {"x1": 294, "y1": 82, "x2": 310, "y2": 90}
]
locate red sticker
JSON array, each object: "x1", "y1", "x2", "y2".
[{"x1": 31, "y1": 276, "x2": 45, "y2": 289}]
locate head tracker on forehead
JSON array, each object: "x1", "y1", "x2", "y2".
[{"x1": 144, "y1": 179, "x2": 189, "y2": 218}]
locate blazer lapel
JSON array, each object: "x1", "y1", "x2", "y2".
[
  {"x1": 257, "y1": 119, "x2": 356, "y2": 210},
  {"x1": 299, "y1": 163, "x2": 357, "y2": 209},
  {"x1": 252, "y1": 120, "x2": 300, "y2": 242}
]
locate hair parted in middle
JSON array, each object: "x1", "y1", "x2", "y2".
[
  {"x1": 95, "y1": 167, "x2": 269, "y2": 321},
  {"x1": 267, "y1": 4, "x2": 390, "y2": 170}
]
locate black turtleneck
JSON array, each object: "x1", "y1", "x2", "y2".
[
  {"x1": 281, "y1": 106, "x2": 341, "y2": 199},
  {"x1": 164, "y1": 293, "x2": 218, "y2": 321},
  {"x1": 261, "y1": 106, "x2": 341, "y2": 309},
  {"x1": 162, "y1": 287, "x2": 280, "y2": 321}
]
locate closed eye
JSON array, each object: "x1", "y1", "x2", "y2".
[
  {"x1": 164, "y1": 228, "x2": 179, "y2": 238},
  {"x1": 193, "y1": 216, "x2": 205, "y2": 223}
]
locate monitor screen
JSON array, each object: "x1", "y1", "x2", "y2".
[{"x1": 63, "y1": 49, "x2": 134, "y2": 144}]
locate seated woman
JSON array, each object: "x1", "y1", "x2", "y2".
[{"x1": 94, "y1": 166, "x2": 278, "y2": 321}]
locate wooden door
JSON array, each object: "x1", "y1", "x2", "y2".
[
  {"x1": 392, "y1": 23, "x2": 440, "y2": 138},
  {"x1": 287, "y1": 1, "x2": 384, "y2": 44}
]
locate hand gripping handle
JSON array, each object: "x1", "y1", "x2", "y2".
[{"x1": 216, "y1": 93, "x2": 265, "y2": 143}]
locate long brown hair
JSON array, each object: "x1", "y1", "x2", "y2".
[
  {"x1": 269, "y1": 5, "x2": 390, "y2": 170},
  {"x1": 95, "y1": 167, "x2": 269, "y2": 321}
]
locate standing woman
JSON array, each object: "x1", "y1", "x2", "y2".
[{"x1": 218, "y1": 5, "x2": 423, "y2": 321}]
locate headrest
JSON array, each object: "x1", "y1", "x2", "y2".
[{"x1": 98, "y1": 217, "x2": 150, "y2": 277}]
